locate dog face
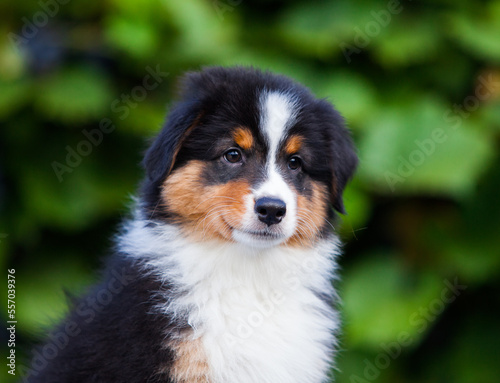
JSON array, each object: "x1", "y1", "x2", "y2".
[{"x1": 142, "y1": 67, "x2": 357, "y2": 248}]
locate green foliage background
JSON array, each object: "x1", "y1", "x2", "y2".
[{"x1": 1, "y1": 0, "x2": 500, "y2": 381}]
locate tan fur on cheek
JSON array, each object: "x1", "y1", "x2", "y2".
[
  {"x1": 161, "y1": 160, "x2": 207, "y2": 221},
  {"x1": 287, "y1": 182, "x2": 329, "y2": 248},
  {"x1": 161, "y1": 162, "x2": 251, "y2": 242},
  {"x1": 215, "y1": 180, "x2": 251, "y2": 232}
]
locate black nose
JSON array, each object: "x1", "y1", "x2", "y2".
[{"x1": 254, "y1": 197, "x2": 287, "y2": 226}]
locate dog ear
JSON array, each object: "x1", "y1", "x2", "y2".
[
  {"x1": 142, "y1": 99, "x2": 203, "y2": 185},
  {"x1": 325, "y1": 104, "x2": 358, "y2": 215},
  {"x1": 331, "y1": 132, "x2": 358, "y2": 214}
]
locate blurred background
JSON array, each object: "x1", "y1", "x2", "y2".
[{"x1": 1, "y1": 0, "x2": 500, "y2": 381}]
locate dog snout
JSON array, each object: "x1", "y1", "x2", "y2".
[{"x1": 254, "y1": 197, "x2": 287, "y2": 226}]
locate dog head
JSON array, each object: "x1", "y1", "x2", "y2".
[{"x1": 141, "y1": 67, "x2": 357, "y2": 248}]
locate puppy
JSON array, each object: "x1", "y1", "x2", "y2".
[{"x1": 27, "y1": 67, "x2": 357, "y2": 383}]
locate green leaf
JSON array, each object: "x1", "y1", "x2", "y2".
[
  {"x1": 339, "y1": 182, "x2": 372, "y2": 239},
  {"x1": 0, "y1": 78, "x2": 31, "y2": 119},
  {"x1": 117, "y1": 102, "x2": 167, "y2": 135},
  {"x1": 16, "y1": 256, "x2": 92, "y2": 333},
  {"x1": 372, "y1": 17, "x2": 442, "y2": 67},
  {"x1": 423, "y1": 305, "x2": 500, "y2": 383},
  {"x1": 277, "y1": 2, "x2": 344, "y2": 59},
  {"x1": 446, "y1": 5, "x2": 500, "y2": 61},
  {"x1": 478, "y1": 100, "x2": 500, "y2": 133},
  {"x1": 278, "y1": 1, "x2": 377, "y2": 60},
  {"x1": 315, "y1": 71, "x2": 378, "y2": 128},
  {"x1": 357, "y1": 96, "x2": 495, "y2": 197},
  {"x1": 105, "y1": 16, "x2": 159, "y2": 59},
  {"x1": 427, "y1": 163, "x2": 500, "y2": 283},
  {"x1": 342, "y1": 254, "x2": 443, "y2": 349},
  {"x1": 20, "y1": 159, "x2": 133, "y2": 231},
  {"x1": 0, "y1": 39, "x2": 27, "y2": 80},
  {"x1": 108, "y1": 0, "x2": 159, "y2": 18},
  {"x1": 161, "y1": 0, "x2": 238, "y2": 61},
  {"x1": 34, "y1": 67, "x2": 115, "y2": 124}
]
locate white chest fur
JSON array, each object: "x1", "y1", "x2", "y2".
[{"x1": 120, "y1": 220, "x2": 341, "y2": 383}]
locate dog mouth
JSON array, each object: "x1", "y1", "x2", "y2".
[
  {"x1": 224, "y1": 220, "x2": 283, "y2": 239},
  {"x1": 231, "y1": 228, "x2": 286, "y2": 248},
  {"x1": 222, "y1": 218, "x2": 286, "y2": 247},
  {"x1": 236, "y1": 229, "x2": 282, "y2": 239},
  {"x1": 239, "y1": 224, "x2": 290, "y2": 247}
]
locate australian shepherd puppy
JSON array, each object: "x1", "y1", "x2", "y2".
[{"x1": 27, "y1": 67, "x2": 357, "y2": 383}]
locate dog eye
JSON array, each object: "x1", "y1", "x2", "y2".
[
  {"x1": 288, "y1": 156, "x2": 302, "y2": 170},
  {"x1": 223, "y1": 149, "x2": 243, "y2": 164}
]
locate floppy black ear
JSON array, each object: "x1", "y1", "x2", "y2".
[
  {"x1": 142, "y1": 99, "x2": 203, "y2": 185},
  {"x1": 331, "y1": 132, "x2": 358, "y2": 214},
  {"x1": 325, "y1": 104, "x2": 358, "y2": 214}
]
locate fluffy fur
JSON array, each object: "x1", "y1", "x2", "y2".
[{"x1": 26, "y1": 67, "x2": 357, "y2": 383}]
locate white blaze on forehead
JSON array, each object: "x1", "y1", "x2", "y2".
[
  {"x1": 258, "y1": 90, "x2": 298, "y2": 191},
  {"x1": 259, "y1": 90, "x2": 298, "y2": 155}
]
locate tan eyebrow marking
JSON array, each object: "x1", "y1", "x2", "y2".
[
  {"x1": 284, "y1": 135, "x2": 303, "y2": 155},
  {"x1": 233, "y1": 127, "x2": 254, "y2": 150}
]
